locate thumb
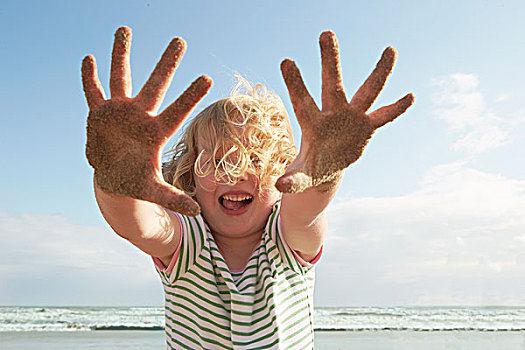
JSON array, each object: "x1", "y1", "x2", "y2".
[
  {"x1": 275, "y1": 170, "x2": 312, "y2": 194},
  {"x1": 148, "y1": 181, "x2": 201, "y2": 216}
]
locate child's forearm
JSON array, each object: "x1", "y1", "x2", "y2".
[
  {"x1": 279, "y1": 173, "x2": 342, "y2": 259},
  {"x1": 94, "y1": 178, "x2": 180, "y2": 263},
  {"x1": 281, "y1": 173, "x2": 341, "y2": 225}
]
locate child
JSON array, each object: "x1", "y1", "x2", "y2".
[{"x1": 82, "y1": 26, "x2": 413, "y2": 349}]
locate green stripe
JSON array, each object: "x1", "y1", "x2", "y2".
[
  {"x1": 166, "y1": 328, "x2": 198, "y2": 350},
  {"x1": 284, "y1": 326, "x2": 313, "y2": 350},
  {"x1": 176, "y1": 215, "x2": 206, "y2": 280},
  {"x1": 231, "y1": 312, "x2": 275, "y2": 337},
  {"x1": 197, "y1": 255, "x2": 236, "y2": 285},
  {"x1": 245, "y1": 336, "x2": 281, "y2": 350},
  {"x1": 265, "y1": 241, "x2": 280, "y2": 266},
  {"x1": 184, "y1": 269, "x2": 229, "y2": 294},
  {"x1": 233, "y1": 308, "x2": 313, "y2": 349},
  {"x1": 165, "y1": 312, "x2": 231, "y2": 349},
  {"x1": 268, "y1": 205, "x2": 305, "y2": 274},
  {"x1": 165, "y1": 317, "x2": 202, "y2": 348},
  {"x1": 167, "y1": 273, "x2": 228, "y2": 301},
  {"x1": 185, "y1": 216, "x2": 195, "y2": 273},
  {"x1": 267, "y1": 203, "x2": 279, "y2": 241},
  {"x1": 283, "y1": 324, "x2": 312, "y2": 349},
  {"x1": 230, "y1": 282, "x2": 308, "y2": 328},
  {"x1": 234, "y1": 274, "x2": 304, "y2": 313},
  {"x1": 234, "y1": 266, "x2": 262, "y2": 287},
  {"x1": 193, "y1": 258, "x2": 218, "y2": 277},
  {"x1": 192, "y1": 262, "x2": 236, "y2": 292},
  {"x1": 208, "y1": 245, "x2": 266, "y2": 288},
  {"x1": 252, "y1": 271, "x2": 305, "y2": 305},
  {"x1": 236, "y1": 266, "x2": 274, "y2": 293},
  {"x1": 167, "y1": 284, "x2": 229, "y2": 313},
  {"x1": 165, "y1": 292, "x2": 231, "y2": 324},
  {"x1": 275, "y1": 221, "x2": 299, "y2": 273},
  {"x1": 197, "y1": 217, "x2": 206, "y2": 246},
  {"x1": 174, "y1": 215, "x2": 189, "y2": 281},
  {"x1": 233, "y1": 287, "x2": 308, "y2": 328},
  {"x1": 231, "y1": 320, "x2": 280, "y2": 347},
  {"x1": 208, "y1": 243, "x2": 228, "y2": 266},
  {"x1": 166, "y1": 302, "x2": 231, "y2": 335},
  {"x1": 280, "y1": 303, "x2": 311, "y2": 334}
]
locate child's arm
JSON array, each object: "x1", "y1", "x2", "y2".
[
  {"x1": 82, "y1": 27, "x2": 212, "y2": 265},
  {"x1": 93, "y1": 185, "x2": 181, "y2": 265},
  {"x1": 279, "y1": 31, "x2": 414, "y2": 261}
]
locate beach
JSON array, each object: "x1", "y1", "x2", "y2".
[
  {"x1": 315, "y1": 330, "x2": 525, "y2": 349},
  {"x1": 2, "y1": 330, "x2": 525, "y2": 349}
]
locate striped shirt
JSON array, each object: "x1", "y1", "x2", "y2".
[{"x1": 152, "y1": 202, "x2": 321, "y2": 349}]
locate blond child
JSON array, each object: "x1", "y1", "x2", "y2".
[{"x1": 81, "y1": 26, "x2": 413, "y2": 349}]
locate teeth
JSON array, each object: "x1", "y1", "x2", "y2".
[{"x1": 222, "y1": 194, "x2": 253, "y2": 202}]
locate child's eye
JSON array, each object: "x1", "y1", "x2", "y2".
[
  {"x1": 214, "y1": 158, "x2": 222, "y2": 166},
  {"x1": 251, "y1": 155, "x2": 261, "y2": 166}
]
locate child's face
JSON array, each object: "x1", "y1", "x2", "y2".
[{"x1": 194, "y1": 145, "x2": 280, "y2": 239}]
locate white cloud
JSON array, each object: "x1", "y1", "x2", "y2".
[
  {"x1": 431, "y1": 73, "x2": 521, "y2": 154},
  {"x1": 495, "y1": 93, "x2": 510, "y2": 102},
  {"x1": 3, "y1": 163, "x2": 525, "y2": 307},
  {"x1": 0, "y1": 212, "x2": 164, "y2": 306},
  {"x1": 316, "y1": 162, "x2": 525, "y2": 306}
]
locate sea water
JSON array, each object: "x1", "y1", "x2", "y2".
[{"x1": 2, "y1": 306, "x2": 525, "y2": 332}]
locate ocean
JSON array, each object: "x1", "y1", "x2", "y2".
[
  {"x1": 1, "y1": 306, "x2": 525, "y2": 349},
  {"x1": 2, "y1": 305, "x2": 525, "y2": 332}
]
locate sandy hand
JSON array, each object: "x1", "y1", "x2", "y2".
[
  {"x1": 276, "y1": 31, "x2": 415, "y2": 193},
  {"x1": 82, "y1": 26, "x2": 212, "y2": 216}
]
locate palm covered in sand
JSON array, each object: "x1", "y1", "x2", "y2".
[
  {"x1": 82, "y1": 27, "x2": 211, "y2": 216},
  {"x1": 276, "y1": 31, "x2": 414, "y2": 193}
]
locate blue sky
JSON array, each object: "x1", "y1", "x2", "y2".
[{"x1": 1, "y1": 0, "x2": 524, "y2": 306}]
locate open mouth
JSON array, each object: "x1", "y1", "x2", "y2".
[{"x1": 219, "y1": 194, "x2": 254, "y2": 211}]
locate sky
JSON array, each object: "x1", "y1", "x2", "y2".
[{"x1": 1, "y1": 0, "x2": 524, "y2": 307}]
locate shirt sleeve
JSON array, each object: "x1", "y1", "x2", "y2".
[{"x1": 152, "y1": 212, "x2": 208, "y2": 286}]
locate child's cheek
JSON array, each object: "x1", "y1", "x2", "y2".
[
  {"x1": 195, "y1": 174, "x2": 217, "y2": 193},
  {"x1": 260, "y1": 187, "x2": 281, "y2": 204}
]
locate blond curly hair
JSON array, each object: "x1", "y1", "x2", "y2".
[{"x1": 163, "y1": 77, "x2": 297, "y2": 197}]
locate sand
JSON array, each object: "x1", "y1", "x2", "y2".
[{"x1": 2, "y1": 330, "x2": 525, "y2": 350}]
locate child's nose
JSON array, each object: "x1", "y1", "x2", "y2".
[{"x1": 238, "y1": 171, "x2": 249, "y2": 182}]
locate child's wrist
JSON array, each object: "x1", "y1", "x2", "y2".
[{"x1": 312, "y1": 170, "x2": 343, "y2": 193}]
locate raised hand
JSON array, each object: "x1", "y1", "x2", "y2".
[
  {"x1": 276, "y1": 31, "x2": 414, "y2": 193},
  {"x1": 82, "y1": 27, "x2": 212, "y2": 216}
]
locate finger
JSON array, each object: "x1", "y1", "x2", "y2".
[
  {"x1": 320, "y1": 31, "x2": 347, "y2": 110},
  {"x1": 110, "y1": 26, "x2": 133, "y2": 99},
  {"x1": 368, "y1": 93, "x2": 415, "y2": 128},
  {"x1": 349, "y1": 47, "x2": 397, "y2": 113},
  {"x1": 81, "y1": 55, "x2": 106, "y2": 109},
  {"x1": 148, "y1": 180, "x2": 201, "y2": 216},
  {"x1": 281, "y1": 59, "x2": 319, "y2": 127},
  {"x1": 136, "y1": 37, "x2": 187, "y2": 114},
  {"x1": 275, "y1": 170, "x2": 312, "y2": 194},
  {"x1": 159, "y1": 75, "x2": 213, "y2": 138}
]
